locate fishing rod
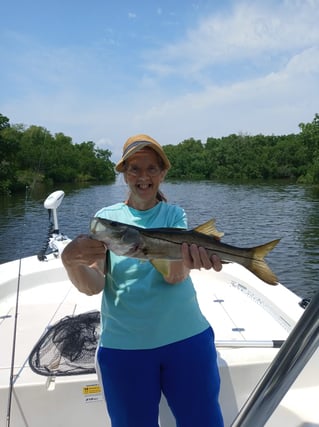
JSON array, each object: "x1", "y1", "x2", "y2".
[
  {"x1": 5, "y1": 189, "x2": 68, "y2": 426},
  {"x1": 5, "y1": 257, "x2": 22, "y2": 427},
  {"x1": 5, "y1": 185, "x2": 31, "y2": 427},
  {"x1": 5, "y1": 129, "x2": 61, "y2": 426}
]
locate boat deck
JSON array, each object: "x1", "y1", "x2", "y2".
[
  {"x1": 1, "y1": 254, "x2": 318, "y2": 427},
  {"x1": 0, "y1": 256, "x2": 296, "y2": 377}
]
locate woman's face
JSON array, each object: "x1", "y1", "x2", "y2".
[{"x1": 124, "y1": 148, "x2": 167, "y2": 210}]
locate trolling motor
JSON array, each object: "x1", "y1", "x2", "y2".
[
  {"x1": 37, "y1": 190, "x2": 71, "y2": 261},
  {"x1": 44, "y1": 190, "x2": 65, "y2": 233}
]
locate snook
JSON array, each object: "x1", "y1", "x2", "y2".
[{"x1": 90, "y1": 217, "x2": 280, "y2": 285}]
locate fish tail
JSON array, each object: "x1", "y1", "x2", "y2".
[{"x1": 246, "y1": 239, "x2": 280, "y2": 285}]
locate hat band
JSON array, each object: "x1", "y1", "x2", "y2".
[{"x1": 122, "y1": 140, "x2": 151, "y2": 157}]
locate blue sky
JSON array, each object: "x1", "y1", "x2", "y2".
[{"x1": 1, "y1": 0, "x2": 319, "y2": 161}]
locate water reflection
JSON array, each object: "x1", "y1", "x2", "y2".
[{"x1": 1, "y1": 181, "x2": 318, "y2": 298}]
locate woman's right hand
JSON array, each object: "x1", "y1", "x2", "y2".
[
  {"x1": 62, "y1": 234, "x2": 107, "y2": 268},
  {"x1": 61, "y1": 235, "x2": 107, "y2": 295}
]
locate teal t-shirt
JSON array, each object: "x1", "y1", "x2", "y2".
[{"x1": 95, "y1": 201, "x2": 209, "y2": 349}]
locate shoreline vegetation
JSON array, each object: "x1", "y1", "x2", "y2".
[{"x1": 1, "y1": 113, "x2": 319, "y2": 195}]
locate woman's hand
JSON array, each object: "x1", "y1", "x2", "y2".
[
  {"x1": 62, "y1": 235, "x2": 107, "y2": 295},
  {"x1": 62, "y1": 234, "x2": 106, "y2": 267},
  {"x1": 181, "y1": 243, "x2": 222, "y2": 272},
  {"x1": 164, "y1": 260, "x2": 190, "y2": 284}
]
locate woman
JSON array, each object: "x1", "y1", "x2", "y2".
[{"x1": 62, "y1": 134, "x2": 224, "y2": 427}]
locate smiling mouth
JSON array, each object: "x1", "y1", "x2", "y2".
[{"x1": 137, "y1": 183, "x2": 152, "y2": 189}]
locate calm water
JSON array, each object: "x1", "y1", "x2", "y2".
[{"x1": 1, "y1": 180, "x2": 319, "y2": 298}]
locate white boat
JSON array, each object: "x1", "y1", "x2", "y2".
[{"x1": 1, "y1": 190, "x2": 319, "y2": 427}]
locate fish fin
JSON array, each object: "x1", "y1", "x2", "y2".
[
  {"x1": 150, "y1": 259, "x2": 170, "y2": 277},
  {"x1": 247, "y1": 239, "x2": 281, "y2": 285},
  {"x1": 253, "y1": 239, "x2": 281, "y2": 260},
  {"x1": 194, "y1": 219, "x2": 224, "y2": 240}
]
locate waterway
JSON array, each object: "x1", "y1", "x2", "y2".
[{"x1": 1, "y1": 180, "x2": 319, "y2": 298}]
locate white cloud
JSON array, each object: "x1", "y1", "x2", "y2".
[
  {"x1": 145, "y1": 0, "x2": 319, "y2": 80},
  {"x1": 128, "y1": 45, "x2": 319, "y2": 141}
]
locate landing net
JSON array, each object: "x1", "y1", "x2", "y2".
[{"x1": 28, "y1": 311, "x2": 100, "y2": 376}]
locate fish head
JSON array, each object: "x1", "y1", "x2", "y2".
[{"x1": 90, "y1": 217, "x2": 141, "y2": 256}]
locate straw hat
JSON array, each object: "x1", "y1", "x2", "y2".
[{"x1": 115, "y1": 134, "x2": 171, "y2": 172}]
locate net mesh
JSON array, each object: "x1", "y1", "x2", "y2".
[{"x1": 28, "y1": 310, "x2": 100, "y2": 376}]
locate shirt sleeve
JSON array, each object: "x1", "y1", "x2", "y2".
[{"x1": 169, "y1": 205, "x2": 188, "y2": 229}]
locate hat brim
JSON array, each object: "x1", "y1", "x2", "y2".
[{"x1": 115, "y1": 140, "x2": 171, "y2": 172}]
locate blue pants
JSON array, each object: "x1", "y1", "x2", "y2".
[{"x1": 96, "y1": 327, "x2": 224, "y2": 427}]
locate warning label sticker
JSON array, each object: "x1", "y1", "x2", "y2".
[{"x1": 82, "y1": 384, "x2": 103, "y2": 403}]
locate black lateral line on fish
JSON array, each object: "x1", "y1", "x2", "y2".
[{"x1": 143, "y1": 236, "x2": 272, "y2": 261}]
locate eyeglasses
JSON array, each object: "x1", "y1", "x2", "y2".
[{"x1": 125, "y1": 165, "x2": 162, "y2": 177}]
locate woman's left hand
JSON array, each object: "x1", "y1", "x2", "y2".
[
  {"x1": 181, "y1": 243, "x2": 222, "y2": 272},
  {"x1": 164, "y1": 260, "x2": 190, "y2": 284}
]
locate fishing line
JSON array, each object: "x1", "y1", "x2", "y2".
[{"x1": 28, "y1": 128, "x2": 48, "y2": 195}]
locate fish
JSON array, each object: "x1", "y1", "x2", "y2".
[{"x1": 90, "y1": 217, "x2": 280, "y2": 285}]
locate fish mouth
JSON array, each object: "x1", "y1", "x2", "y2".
[{"x1": 125, "y1": 242, "x2": 142, "y2": 256}]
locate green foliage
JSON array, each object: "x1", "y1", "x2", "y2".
[
  {"x1": 0, "y1": 115, "x2": 115, "y2": 194},
  {"x1": 297, "y1": 113, "x2": 319, "y2": 183},
  {"x1": 165, "y1": 114, "x2": 319, "y2": 184},
  {"x1": 165, "y1": 138, "x2": 206, "y2": 179},
  {"x1": 2, "y1": 113, "x2": 319, "y2": 194}
]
